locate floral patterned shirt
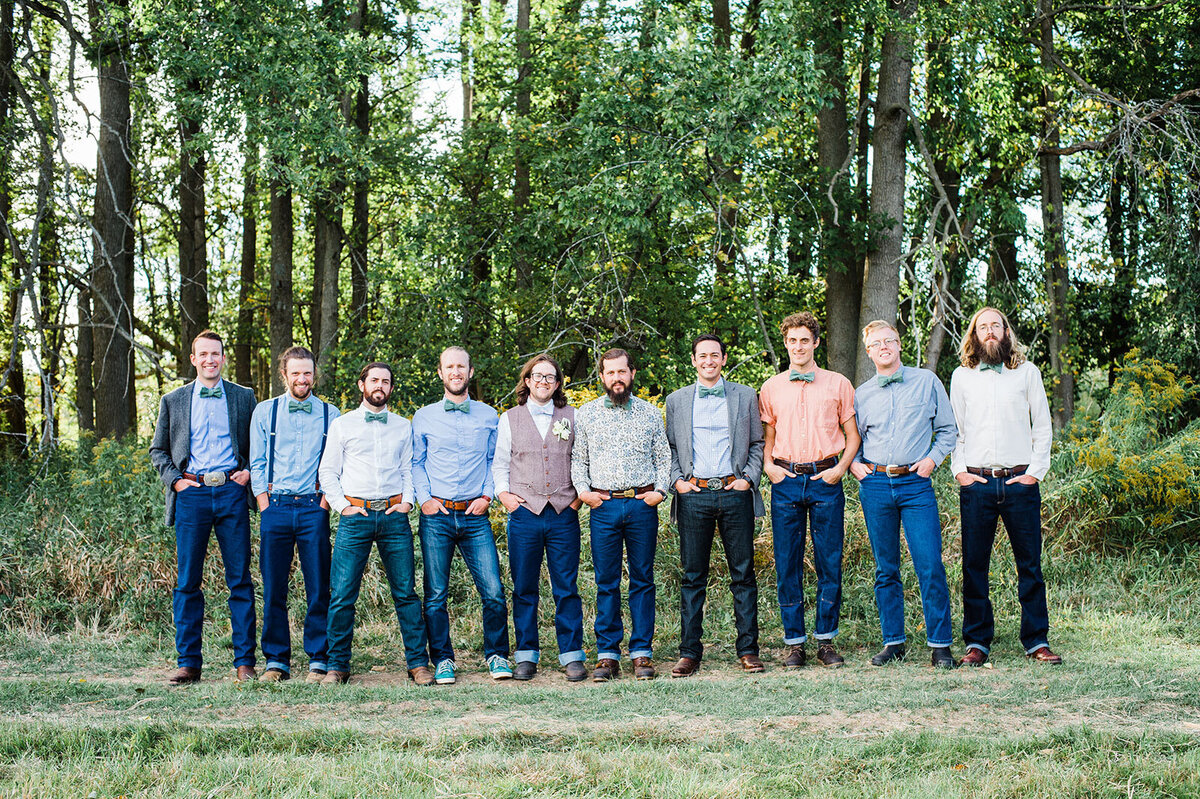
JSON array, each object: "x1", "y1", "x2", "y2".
[{"x1": 572, "y1": 395, "x2": 671, "y2": 495}]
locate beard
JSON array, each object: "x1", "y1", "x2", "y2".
[
  {"x1": 979, "y1": 334, "x2": 1013, "y2": 366},
  {"x1": 362, "y1": 387, "x2": 392, "y2": 408},
  {"x1": 289, "y1": 381, "x2": 313, "y2": 400},
  {"x1": 442, "y1": 378, "x2": 468, "y2": 399},
  {"x1": 604, "y1": 379, "x2": 632, "y2": 405}
]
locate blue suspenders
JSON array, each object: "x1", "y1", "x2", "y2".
[{"x1": 266, "y1": 397, "x2": 330, "y2": 495}]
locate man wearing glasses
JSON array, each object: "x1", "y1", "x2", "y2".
[
  {"x1": 494, "y1": 355, "x2": 587, "y2": 682},
  {"x1": 849, "y1": 321, "x2": 958, "y2": 669}
]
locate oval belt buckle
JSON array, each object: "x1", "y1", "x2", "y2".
[
  {"x1": 203, "y1": 472, "x2": 226, "y2": 487},
  {"x1": 705, "y1": 478, "x2": 723, "y2": 491}
]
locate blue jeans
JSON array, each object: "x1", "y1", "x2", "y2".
[
  {"x1": 507, "y1": 505, "x2": 585, "y2": 665},
  {"x1": 418, "y1": 509, "x2": 510, "y2": 664},
  {"x1": 960, "y1": 477, "x2": 1050, "y2": 653},
  {"x1": 859, "y1": 473, "x2": 953, "y2": 648},
  {"x1": 173, "y1": 480, "x2": 256, "y2": 668},
  {"x1": 260, "y1": 494, "x2": 331, "y2": 673},
  {"x1": 770, "y1": 474, "x2": 844, "y2": 644},
  {"x1": 326, "y1": 509, "x2": 428, "y2": 672},
  {"x1": 588, "y1": 497, "x2": 659, "y2": 661}
]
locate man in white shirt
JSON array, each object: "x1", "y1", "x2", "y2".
[
  {"x1": 950, "y1": 307, "x2": 1062, "y2": 666},
  {"x1": 317, "y1": 362, "x2": 432, "y2": 685}
]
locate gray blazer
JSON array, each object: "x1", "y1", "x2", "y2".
[
  {"x1": 149, "y1": 379, "x2": 257, "y2": 525},
  {"x1": 665, "y1": 380, "x2": 765, "y2": 519}
]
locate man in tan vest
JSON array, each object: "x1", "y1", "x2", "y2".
[{"x1": 494, "y1": 354, "x2": 587, "y2": 682}]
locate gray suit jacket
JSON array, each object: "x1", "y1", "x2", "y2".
[
  {"x1": 149, "y1": 379, "x2": 257, "y2": 525},
  {"x1": 665, "y1": 380, "x2": 765, "y2": 519}
]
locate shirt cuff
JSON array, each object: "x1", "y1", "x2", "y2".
[
  {"x1": 415, "y1": 489, "x2": 432, "y2": 506},
  {"x1": 327, "y1": 495, "x2": 350, "y2": 514}
]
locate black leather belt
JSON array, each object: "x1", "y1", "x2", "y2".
[
  {"x1": 967, "y1": 465, "x2": 1028, "y2": 478},
  {"x1": 592, "y1": 484, "x2": 655, "y2": 499},
  {"x1": 347, "y1": 494, "x2": 405, "y2": 511},
  {"x1": 773, "y1": 456, "x2": 837, "y2": 475},
  {"x1": 865, "y1": 463, "x2": 913, "y2": 477}
]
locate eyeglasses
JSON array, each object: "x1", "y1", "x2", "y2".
[
  {"x1": 866, "y1": 337, "x2": 900, "y2": 351},
  {"x1": 976, "y1": 322, "x2": 1005, "y2": 333},
  {"x1": 529, "y1": 373, "x2": 558, "y2": 384}
]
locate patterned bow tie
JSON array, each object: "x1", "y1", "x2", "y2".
[
  {"x1": 698, "y1": 384, "x2": 725, "y2": 398},
  {"x1": 878, "y1": 372, "x2": 904, "y2": 388},
  {"x1": 981, "y1": 363, "x2": 1003, "y2": 374},
  {"x1": 364, "y1": 411, "x2": 388, "y2": 423},
  {"x1": 199, "y1": 385, "x2": 223, "y2": 398},
  {"x1": 289, "y1": 400, "x2": 312, "y2": 413},
  {"x1": 444, "y1": 399, "x2": 470, "y2": 413},
  {"x1": 789, "y1": 370, "x2": 815, "y2": 383}
]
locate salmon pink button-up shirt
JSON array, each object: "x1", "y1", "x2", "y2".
[{"x1": 759, "y1": 367, "x2": 856, "y2": 464}]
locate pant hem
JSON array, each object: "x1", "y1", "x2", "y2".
[
  {"x1": 882, "y1": 638, "x2": 906, "y2": 647},
  {"x1": 597, "y1": 651, "x2": 622, "y2": 661},
  {"x1": 515, "y1": 650, "x2": 540, "y2": 664},
  {"x1": 965, "y1": 643, "x2": 990, "y2": 654},
  {"x1": 266, "y1": 661, "x2": 290, "y2": 673},
  {"x1": 1024, "y1": 642, "x2": 1049, "y2": 654},
  {"x1": 783, "y1": 636, "x2": 807, "y2": 646},
  {"x1": 629, "y1": 649, "x2": 653, "y2": 659},
  {"x1": 558, "y1": 650, "x2": 586, "y2": 665}
]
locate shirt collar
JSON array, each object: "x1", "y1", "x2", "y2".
[
  {"x1": 358, "y1": 403, "x2": 387, "y2": 417},
  {"x1": 528, "y1": 399, "x2": 555, "y2": 417}
]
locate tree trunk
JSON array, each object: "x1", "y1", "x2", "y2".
[
  {"x1": 89, "y1": 0, "x2": 136, "y2": 440},
  {"x1": 349, "y1": 1, "x2": 369, "y2": 334},
  {"x1": 0, "y1": 0, "x2": 27, "y2": 454},
  {"x1": 857, "y1": 0, "x2": 915, "y2": 385},
  {"x1": 512, "y1": 0, "x2": 532, "y2": 288},
  {"x1": 177, "y1": 79, "x2": 207, "y2": 378},
  {"x1": 1038, "y1": 0, "x2": 1074, "y2": 430},
  {"x1": 312, "y1": 189, "x2": 343, "y2": 365},
  {"x1": 236, "y1": 140, "x2": 257, "y2": 389},
  {"x1": 986, "y1": 166, "x2": 1020, "y2": 300},
  {"x1": 269, "y1": 171, "x2": 293, "y2": 396}
]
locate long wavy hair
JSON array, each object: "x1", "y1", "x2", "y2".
[
  {"x1": 958, "y1": 307, "x2": 1027, "y2": 369},
  {"x1": 514, "y1": 354, "x2": 568, "y2": 408}
]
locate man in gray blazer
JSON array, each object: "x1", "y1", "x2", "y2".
[
  {"x1": 149, "y1": 330, "x2": 258, "y2": 686},
  {"x1": 665, "y1": 334, "x2": 765, "y2": 677}
]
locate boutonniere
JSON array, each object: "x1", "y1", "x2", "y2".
[{"x1": 552, "y1": 418, "x2": 571, "y2": 441}]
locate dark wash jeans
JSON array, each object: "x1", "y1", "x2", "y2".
[
  {"x1": 260, "y1": 493, "x2": 331, "y2": 673},
  {"x1": 769, "y1": 474, "x2": 844, "y2": 644},
  {"x1": 173, "y1": 479, "x2": 256, "y2": 669},
  {"x1": 676, "y1": 487, "x2": 759, "y2": 659},
  {"x1": 326, "y1": 509, "x2": 428, "y2": 672},
  {"x1": 588, "y1": 496, "x2": 659, "y2": 660},
  {"x1": 507, "y1": 505, "x2": 585, "y2": 664},
  {"x1": 960, "y1": 476, "x2": 1050, "y2": 653}
]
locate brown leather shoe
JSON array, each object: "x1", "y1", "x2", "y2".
[
  {"x1": 167, "y1": 667, "x2": 201, "y2": 686},
  {"x1": 321, "y1": 670, "x2": 350, "y2": 685},
  {"x1": 632, "y1": 656, "x2": 656, "y2": 680},
  {"x1": 305, "y1": 670, "x2": 327, "y2": 684},
  {"x1": 671, "y1": 656, "x2": 700, "y2": 678},
  {"x1": 960, "y1": 648, "x2": 988, "y2": 667},
  {"x1": 260, "y1": 668, "x2": 288, "y2": 682},
  {"x1": 739, "y1": 654, "x2": 765, "y2": 673},
  {"x1": 408, "y1": 666, "x2": 435, "y2": 686},
  {"x1": 235, "y1": 665, "x2": 258, "y2": 682},
  {"x1": 783, "y1": 646, "x2": 806, "y2": 669},
  {"x1": 592, "y1": 658, "x2": 620, "y2": 682},
  {"x1": 1027, "y1": 646, "x2": 1063, "y2": 665},
  {"x1": 815, "y1": 643, "x2": 845, "y2": 667}
]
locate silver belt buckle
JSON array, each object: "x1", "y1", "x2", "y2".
[
  {"x1": 367, "y1": 499, "x2": 388, "y2": 512},
  {"x1": 203, "y1": 471, "x2": 226, "y2": 487},
  {"x1": 885, "y1": 464, "x2": 903, "y2": 477},
  {"x1": 705, "y1": 478, "x2": 723, "y2": 491}
]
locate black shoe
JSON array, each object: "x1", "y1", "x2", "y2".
[
  {"x1": 815, "y1": 642, "x2": 845, "y2": 667},
  {"x1": 869, "y1": 644, "x2": 906, "y2": 666},
  {"x1": 564, "y1": 661, "x2": 588, "y2": 682},
  {"x1": 783, "y1": 646, "x2": 806, "y2": 669},
  {"x1": 513, "y1": 661, "x2": 537, "y2": 681},
  {"x1": 931, "y1": 647, "x2": 958, "y2": 669}
]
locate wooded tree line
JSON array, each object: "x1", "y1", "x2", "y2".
[{"x1": 0, "y1": 0, "x2": 1196, "y2": 455}]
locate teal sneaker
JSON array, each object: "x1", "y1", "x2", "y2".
[
  {"x1": 487, "y1": 655, "x2": 513, "y2": 680},
  {"x1": 434, "y1": 659, "x2": 456, "y2": 685}
]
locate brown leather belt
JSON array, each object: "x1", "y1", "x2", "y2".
[
  {"x1": 773, "y1": 456, "x2": 837, "y2": 475},
  {"x1": 866, "y1": 463, "x2": 913, "y2": 477},
  {"x1": 688, "y1": 475, "x2": 736, "y2": 490},
  {"x1": 183, "y1": 469, "x2": 237, "y2": 487},
  {"x1": 435, "y1": 497, "x2": 477, "y2": 511},
  {"x1": 967, "y1": 465, "x2": 1028, "y2": 478},
  {"x1": 592, "y1": 484, "x2": 655, "y2": 499},
  {"x1": 347, "y1": 494, "x2": 406, "y2": 511}
]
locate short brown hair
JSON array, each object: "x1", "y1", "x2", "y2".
[
  {"x1": 597, "y1": 348, "x2": 634, "y2": 374},
  {"x1": 278, "y1": 345, "x2": 316, "y2": 375},
  {"x1": 958, "y1": 306, "x2": 1027, "y2": 369},
  {"x1": 358, "y1": 361, "x2": 393, "y2": 383},
  {"x1": 192, "y1": 329, "x2": 223, "y2": 354},
  {"x1": 515, "y1": 354, "x2": 568, "y2": 408},
  {"x1": 780, "y1": 312, "x2": 821, "y2": 341}
]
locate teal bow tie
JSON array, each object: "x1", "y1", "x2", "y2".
[
  {"x1": 199, "y1": 385, "x2": 223, "y2": 399},
  {"x1": 698, "y1": 384, "x2": 725, "y2": 398},
  {"x1": 981, "y1": 363, "x2": 1003, "y2": 374},
  {"x1": 603, "y1": 396, "x2": 628, "y2": 409},
  {"x1": 289, "y1": 400, "x2": 312, "y2": 414},
  {"x1": 789, "y1": 370, "x2": 815, "y2": 383},
  {"x1": 444, "y1": 399, "x2": 470, "y2": 413},
  {"x1": 364, "y1": 411, "x2": 388, "y2": 423},
  {"x1": 878, "y1": 372, "x2": 904, "y2": 388}
]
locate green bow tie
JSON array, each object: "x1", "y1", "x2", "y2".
[
  {"x1": 603, "y1": 396, "x2": 629, "y2": 409},
  {"x1": 789, "y1": 370, "x2": 815, "y2": 383},
  {"x1": 444, "y1": 399, "x2": 470, "y2": 413},
  {"x1": 199, "y1": 385, "x2": 223, "y2": 399},
  {"x1": 364, "y1": 411, "x2": 388, "y2": 423},
  {"x1": 981, "y1": 363, "x2": 1003, "y2": 374},
  {"x1": 878, "y1": 372, "x2": 904, "y2": 388},
  {"x1": 289, "y1": 400, "x2": 312, "y2": 414},
  {"x1": 698, "y1": 384, "x2": 725, "y2": 398}
]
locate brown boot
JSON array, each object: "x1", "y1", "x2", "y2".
[
  {"x1": 592, "y1": 659, "x2": 620, "y2": 682},
  {"x1": 783, "y1": 646, "x2": 806, "y2": 669},
  {"x1": 739, "y1": 654, "x2": 765, "y2": 673},
  {"x1": 632, "y1": 656, "x2": 656, "y2": 680},
  {"x1": 167, "y1": 667, "x2": 201, "y2": 686},
  {"x1": 670, "y1": 657, "x2": 700, "y2": 678}
]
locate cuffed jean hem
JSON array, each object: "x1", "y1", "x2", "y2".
[
  {"x1": 308, "y1": 661, "x2": 327, "y2": 672},
  {"x1": 559, "y1": 650, "x2": 586, "y2": 665},
  {"x1": 629, "y1": 649, "x2": 652, "y2": 659},
  {"x1": 814, "y1": 630, "x2": 839, "y2": 641},
  {"x1": 925, "y1": 640, "x2": 952, "y2": 649},
  {"x1": 515, "y1": 650, "x2": 539, "y2": 664},
  {"x1": 598, "y1": 650, "x2": 622, "y2": 661},
  {"x1": 233, "y1": 656, "x2": 257, "y2": 668},
  {"x1": 883, "y1": 637, "x2": 906, "y2": 647},
  {"x1": 327, "y1": 663, "x2": 350, "y2": 673},
  {"x1": 266, "y1": 660, "x2": 290, "y2": 673},
  {"x1": 966, "y1": 643, "x2": 990, "y2": 654},
  {"x1": 783, "y1": 635, "x2": 807, "y2": 645},
  {"x1": 1024, "y1": 641, "x2": 1049, "y2": 654}
]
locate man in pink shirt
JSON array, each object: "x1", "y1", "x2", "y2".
[{"x1": 760, "y1": 312, "x2": 860, "y2": 668}]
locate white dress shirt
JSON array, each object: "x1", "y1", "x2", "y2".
[
  {"x1": 949, "y1": 361, "x2": 1053, "y2": 480},
  {"x1": 492, "y1": 399, "x2": 556, "y2": 495},
  {"x1": 318, "y1": 405, "x2": 414, "y2": 514}
]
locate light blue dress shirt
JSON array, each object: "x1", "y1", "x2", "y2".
[
  {"x1": 853, "y1": 366, "x2": 957, "y2": 467},
  {"x1": 411, "y1": 399, "x2": 498, "y2": 505},
  {"x1": 249, "y1": 394, "x2": 341, "y2": 496},
  {"x1": 691, "y1": 379, "x2": 733, "y2": 478},
  {"x1": 188, "y1": 379, "x2": 237, "y2": 473}
]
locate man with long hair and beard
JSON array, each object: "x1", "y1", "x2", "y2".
[{"x1": 950, "y1": 307, "x2": 1062, "y2": 666}]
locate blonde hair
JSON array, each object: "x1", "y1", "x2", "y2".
[
  {"x1": 861, "y1": 320, "x2": 898, "y2": 346},
  {"x1": 958, "y1": 307, "x2": 1027, "y2": 369}
]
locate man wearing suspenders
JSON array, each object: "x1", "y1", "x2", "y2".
[{"x1": 250, "y1": 346, "x2": 339, "y2": 683}]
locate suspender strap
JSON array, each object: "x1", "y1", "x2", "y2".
[
  {"x1": 267, "y1": 396, "x2": 280, "y2": 493},
  {"x1": 315, "y1": 401, "x2": 330, "y2": 492}
]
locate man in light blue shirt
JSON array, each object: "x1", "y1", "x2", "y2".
[
  {"x1": 249, "y1": 346, "x2": 340, "y2": 684},
  {"x1": 850, "y1": 320, "x2": 958, "y2": 669},
  {"x1": 412, "y1": 346, "x2": 511, "y2": 684}
]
